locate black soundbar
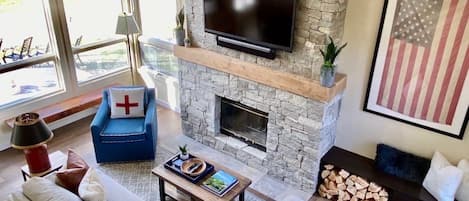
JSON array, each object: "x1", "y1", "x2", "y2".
[{"x1": 216, "y1": 36, "x2": 276, "y2": 59}]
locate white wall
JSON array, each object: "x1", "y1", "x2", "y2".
[{"x1": 335, "y1": 0, "x2": 469, "y2": 163}]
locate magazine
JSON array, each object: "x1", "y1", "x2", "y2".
[{"x1": 202, "y1": 170, "x2": 239, "y2": 197}]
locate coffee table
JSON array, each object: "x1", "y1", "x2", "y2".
[{"x1": 152, "y1": 154, "x2": 252, "y2": 201}]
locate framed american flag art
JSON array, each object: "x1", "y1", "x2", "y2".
[{"x1": 364, "y1": 0, "x2": 469, "y2": 138}]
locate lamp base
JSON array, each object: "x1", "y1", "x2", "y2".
[{"x1": 24, "y1": 144, "x2": 51, "y2": 174}]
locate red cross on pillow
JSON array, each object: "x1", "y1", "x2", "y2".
[{"x1": 109, "y1": 87, "x2": 145, "y2": 119}]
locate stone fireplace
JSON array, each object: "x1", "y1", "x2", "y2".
[
  {"x1": 179, "y1": 0, "x2": 348, "y2": 192},
  {"x1": 178, "y1": 57, "x2": 344, "y2": 191}
]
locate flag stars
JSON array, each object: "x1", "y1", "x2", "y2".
[{"x1": 392, "y1": 0, "x2": 442, "y2": 47}]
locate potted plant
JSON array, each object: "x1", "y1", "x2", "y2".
[
  {"x1": 179, "y1": 144, "x2": 189, "y2": 160},
  {"x1": 174, "y1": 7, "x2": 185, "y2": 46},
  {"x1": 319, "y1": 36, "x2": 347, "y2": 87}
]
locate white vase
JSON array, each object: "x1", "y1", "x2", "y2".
[
  {"x1": 320, "y1": 65, "x2": 336, "y2": 88},
  {"x1": 180, "y1": 153, "x2": 189, "y2": 160}
]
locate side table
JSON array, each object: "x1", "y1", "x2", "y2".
[{"x1": 21, "y1": 151, "x2": 66, "y2": 181}]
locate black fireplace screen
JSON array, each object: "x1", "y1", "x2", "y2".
[{"x1": 220, "y1": 97, "x2": 268, "y2": 151}]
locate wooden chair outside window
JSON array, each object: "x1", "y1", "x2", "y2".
[
  {"x1": 4, "y1": 36, "x2": 33, "y2": 61},
  {"x1": 74, "y1": 35, "x2": 84, "y2": 66}
]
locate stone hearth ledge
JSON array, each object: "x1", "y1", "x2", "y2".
[{"x1": 174, "y1": 46, "x2": 346, "y2": 103}]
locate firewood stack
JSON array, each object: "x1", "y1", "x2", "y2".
[{"x1": 318, "y1": 164, "x2": 389, "y2": 201}]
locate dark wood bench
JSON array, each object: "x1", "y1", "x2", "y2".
[
  {"x1": 5, "y1": 85, "x2": 118, "y2": 128},
  {"x1": 319, "y1": 146, "x2": 436, "y2": 201}
]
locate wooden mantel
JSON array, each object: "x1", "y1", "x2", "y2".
[{"x1": 174, "y1": 46, "x2": 346, "y2": 102}]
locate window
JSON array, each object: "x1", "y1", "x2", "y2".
[
  {"x1": 63, "y1": 0, "x2": 128, "y2": 83},
  {"x1": 0, "y1": 0, "x2": 130, "y2": 110},
  {"x1": 140, "y1": 43, "x2": 178, "y2": 77},
  {"x1": 0, "y1": 0, "x2": 61, "y2": 107},
  {"x1": 139, "y1": 0, "x2": 178, "y2": 42}
]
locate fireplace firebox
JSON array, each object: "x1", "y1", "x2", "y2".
[{"x1": 220, "y1": 97, "x2": 268, "y2": 151}]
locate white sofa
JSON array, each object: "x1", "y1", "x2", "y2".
[{"x1": 7, "y1": 170, "x2": 143, "y2": 201}]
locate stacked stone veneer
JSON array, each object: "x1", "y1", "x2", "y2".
[
  {"x1": 184, "y1": 0, "x2": 348, "y2": 79},
  {"x1": 179, "y1": 60, "x2": 343, "y2": 191}
]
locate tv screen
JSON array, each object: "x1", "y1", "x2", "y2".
[{"x1": 204, "y1": 0, "x2": 296, "y2": 51}]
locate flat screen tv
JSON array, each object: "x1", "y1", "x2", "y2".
[{"x1": 204, "y1": 0, "x2": 296, "y2": 52}]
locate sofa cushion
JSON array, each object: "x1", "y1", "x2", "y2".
[
  {"x1": 22, "y1": 177, "x2": 81, "y2": 201},
  {"x1": 109, "y1": 87, "x2": 145, "y2": 119},
  {"x1": 423, "y1": 151, "x2": 463, "y2": 201},
  {"x1": 7, "y1": 191, "x2": 31, "y2": 201},
  {"x1": 375, "y1": 144, "x2": 431, "y2": 184},
  {"x1": 101, "y1": 118, "x2": 146, "y2": 143},
  {"x1": 56, "y1": 150, "x2": 89, "y2": 194},
  {"x1": 79, "y1": 168, "x2": 105, "y2": 201},
  {"x1": 456, "y1": 159, "x2": 469, "y2": 201}
]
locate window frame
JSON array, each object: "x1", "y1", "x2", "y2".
[{"x1": 0, "y1": 0, "x2": 132, "y2": 118}]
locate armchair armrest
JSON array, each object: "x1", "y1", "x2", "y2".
[
  {"x1": 144, "y1": 89, "x2": 157, "y2": 142},
  {"x1": 91, "y1": 92, "x2": 110, "y2": 136}
]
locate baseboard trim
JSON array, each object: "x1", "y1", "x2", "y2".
[{"x1": 156, "y1": 99, "x2": 180, "y2": 113}]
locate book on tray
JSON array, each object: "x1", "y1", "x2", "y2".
[{"x1": 202, "y1": 170, "x2": 239, "y2": 197}]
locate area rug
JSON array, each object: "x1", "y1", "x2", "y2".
[{"x1": 96, "y1": 146, "x2": 264, "y2": 201}]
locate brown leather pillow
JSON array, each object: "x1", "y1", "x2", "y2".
[{"x1": 56, "y1": 149, "x2": 89, "y2": 194}]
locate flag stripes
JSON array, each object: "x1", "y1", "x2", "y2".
[{"x1": 376, "y1": 0, "x2": 469, "y2": 125}]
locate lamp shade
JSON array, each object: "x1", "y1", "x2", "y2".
[
  {"x1": 11, "y1": 113, "x2": 53, "y2": 149},
  {"x1": 115, "y1": 12, "x2": 140, "y2": 35}
]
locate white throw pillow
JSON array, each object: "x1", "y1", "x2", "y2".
[
  {"x1": 22, "y1": 177, "x2": 81, "y2": 201},
  {"x1": 79, "y1": 168, "x2": 106, "y2": 201},
  {"x1": 456, "y1": 159, "x2": 469, "y2": 201},
  {"x1": 423, "y1": 151, "x2": 463, "y2": 201},
  {"x1": 109, "y1": 87, "x2": 145, "y2": 119}
]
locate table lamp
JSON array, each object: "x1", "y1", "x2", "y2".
[
  {"x1": 11, "y1": 112, "x2": 54, "y2": 174},
  {"x1": 116, "y1": 12, "x2": 140, "y2": 85}
]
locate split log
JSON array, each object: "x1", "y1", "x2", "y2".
[
  {"x1": 319, "y1": 184, "x2": 328, "y2": 193},
  {"x1": 345, "y1": 178, "x2": 355, "y2": 186},
  {"x1": 328, "y1": 181, "x2": 338, "y2": 191},
  {"x1": 328, "y1": 171, "x2": 338, "y2": 181},
  {"x1": 368, "y1": 182, "x2": 382, "y2": 193},
  {"x1": 343, "y1": 192, "x2": 351, "y2": 201},
  {"x1": 337, "y1": 183, "x2": 347, "y2": 191},
  {"x1": 336, "y1": 175, "x2": 344, "y2": 184},
  {"x1": 318, "y1": 190, "x2": 327, "y2": 198},
  {"x1": 365, "y1": 192, "x2": 373, "y2": 200},
  {"x1": 355, "y1": 177, "x2": 370, "y2": 188},
  {"x1": 356, "y1": 189, "x2": 366, "y2": 200},
  {"x1": 339, "y1": 169, "x2": 350, "y2": 179},
  {"x1": 372, "y1": 192, "x2": 380, "y2": 200},
  {"x1": 379, "y1": 189, "x2": 389, "y2": 197},
  {"x1": 379, "y1": 196, "x2": 389, "y2": 201},
  {"x1": 324, "y1": 164, "x2": 334, "y2": 170},
  {"x1": 346, "y1": 185, "x2": 357, "y2": 195},
  {"x1": 355, "y1": 182, "x2": 367, "y2": 190},
  {"x1": 321, "y1": 170, "x2": 331, "y2": 179}
]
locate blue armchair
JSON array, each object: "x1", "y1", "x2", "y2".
[{"x1": 90, "y1": 87, "x2": 157, "y2": 163}]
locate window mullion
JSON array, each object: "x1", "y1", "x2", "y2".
[{"x1": 46, "y1": 0, "x2": 78, "y2": 95}]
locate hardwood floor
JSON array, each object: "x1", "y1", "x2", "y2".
[{"x1": 0, "y1": 106, "x2": 182, "y2": 200}]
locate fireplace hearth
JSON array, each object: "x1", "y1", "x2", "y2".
[{"x1": 220, "y1": 97, "x2": 268, "y2": 152}]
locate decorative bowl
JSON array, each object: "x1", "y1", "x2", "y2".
[{"x1": 180, "y1": 158, "x2": 206, "y2": 177}]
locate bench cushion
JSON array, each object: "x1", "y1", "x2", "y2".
[
  {"x1": 101, "y1": 118, "x2": 145, "y2": 143},
  {"x1": 375, "y1": 144, "x2": 431, "y2": 184}
]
